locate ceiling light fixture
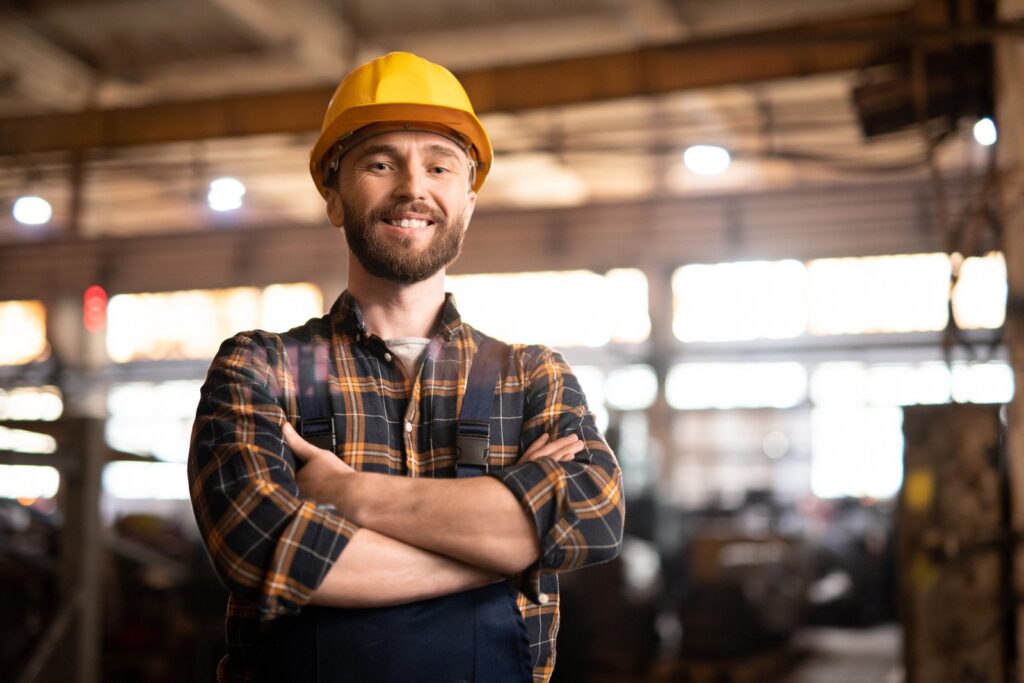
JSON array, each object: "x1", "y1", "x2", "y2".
[
  {"x1": 12, "y1": 196, "x2": 53, "y2": 225},
  {"x1": 207, "y1": 177, "x2": 246, "y2": 212},
  {"x1": 973, "y1": 117, "x2": 997, "y2": 146},
  {"x1": 683, "y1": 145, "x2": 731, "y2": 175}
]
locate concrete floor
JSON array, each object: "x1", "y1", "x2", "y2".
[
  {"x1": 643, "y1": 624, "x2": 902, "y2": 683},
  {"x1": 785, "y1": 625, "x2": 902, "y2": 683}
]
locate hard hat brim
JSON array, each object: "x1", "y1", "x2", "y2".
[{"x1": 309, "y1": 102, "x2": 493, "y2": 197}]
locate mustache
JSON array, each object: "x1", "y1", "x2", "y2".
[{"x1": 371, "y1": 202, "x2": 445, "y2": 224}]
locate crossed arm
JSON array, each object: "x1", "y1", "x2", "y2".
[
  {"x1": 283, "y1": 423, "x2": 583, "y2": 608},
  {"x1": 189, "y1": 332, "x2": 624, "y2": 619}
]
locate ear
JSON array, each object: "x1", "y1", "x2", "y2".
[
  {"x1": 324, "y1": 188, "x2": 345, "y2": 228},
  {"x1": 462, "y1": 190, "x2": 477, "y2": 232}
]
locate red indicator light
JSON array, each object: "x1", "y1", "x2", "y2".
[{"x1": 83, "y1": 285, "x2": 107, "y2": 332}]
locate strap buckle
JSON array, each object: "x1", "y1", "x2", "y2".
[
  {"x1": 300, "y1": 417, "x2": 336, "y2": 452},
  {"x1": 456, "y1": 420, "x2": 490, "y2": 472}
]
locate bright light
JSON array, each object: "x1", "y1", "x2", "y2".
[
  {"x1": 83, "y1": 284, "x2": 108, "y2": 333},
  {"x1": 207, "y1": 177, "x2": 246, "y2": 211},
  {"x1": 666, "y1": 362, "x2": 807, "y2": 409},
  {"x1": 106, "y1": 381, "x2": 203, "y2": 462},
  {"x1": 12, "y1": 196, "x2": 52, "y2": 225},
  {"x1": 683, "y1": 145, "x2": 731, "y2": 175},
  {"x1": 811, "y1": 406, "x2": 903, "y2": 499},
  {"x1": 0, "y1": 300, "x2": 48, "y2": 365},
  {"x1": 673, "y1": 260, "x2": 806, "y2": 342},
  {"x1": 103, "y1": 461, "x2": 189, "y2": 499},
  {"x1": 952, "y1": 361, "x2": 1014, "y2": 404},
  {"x1": 973, "y1": 117, "x2": 997, "y2": 146},
  {"x1": 0, "y1": 387, "x2": 63, "y2": 421},
  {"x1": 0, "y1": 426, "x2": 57, "y2": 454},
  {"x1": 605, "y1": 365, "x2": 659, "y2": 411},
  {"x1": 806, "y1": 253, "x2": 950, "y2": 335},
  {"x1": 107, "y1": 283, "x2": 320, "y2": 362},
  {"x1": 953, "y1": 252, "x2": 1006, "y2": 329},
  {"x1": 446, "y1": 270, "x2": 650, "y2": 347},
  {"x1": 0, "y1": 465, "x2": 60, "y2": 499},
  {"x1": 811, "y1": 361, "x2": 952, "y2": 407}
]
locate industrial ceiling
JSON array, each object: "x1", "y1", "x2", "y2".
[{"x1": 0, "y1": 0, "x2": 1008, "y2": 278}]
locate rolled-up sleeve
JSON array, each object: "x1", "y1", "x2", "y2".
[
  {"x1": 487, "y1": 347, "x2": 625, "y2": 601},
  {"x1": 187, "y1": 332, "x2": 359, "y2": 621}
]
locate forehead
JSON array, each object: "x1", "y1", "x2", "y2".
[{"x1": 345, "y1": 129, "x2": 470, "y2": 162}]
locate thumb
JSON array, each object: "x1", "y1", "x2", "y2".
[{"x1": 282, "y1": 421, "x2": 322, "y2": 463}]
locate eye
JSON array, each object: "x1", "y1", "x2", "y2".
[
  {"x1": 429, "y1": 166, "x2": 450, "y2": 175},
  {"x1": 369, "y1": 161, "x2": 391, "y2": 171}
]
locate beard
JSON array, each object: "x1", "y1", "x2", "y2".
[{"x1": 342, "y1": 200, "x2": 467, "y2": 284}]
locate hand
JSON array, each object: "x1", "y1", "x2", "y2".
[
  {"x1": 283, "y1": 421, "x2": 354, "y2": 502},
  {"x1": 518, "y1": 432, "x2": 585, "y2": 464}
]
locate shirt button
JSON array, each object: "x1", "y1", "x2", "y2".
[
  {"x1": 384, "y1": 352, "x2": 393, "y2": 362},
  {"x1": 538, "y1": 593, "x2": 550, "y2": 605},
  {"x1": 404, "y1": 421, "x2": 414, "y2": 433}
]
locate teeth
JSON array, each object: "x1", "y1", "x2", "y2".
[{"x1": 389, "y1": 218, "x2": 430, "y2": 228}]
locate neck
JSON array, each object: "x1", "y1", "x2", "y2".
[{"x1": 346, "y1": 256, "x2": 446, "y2": 339}]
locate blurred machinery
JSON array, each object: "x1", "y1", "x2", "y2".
[{"x1": 899, "y1": 403, "x2": 1015, "y2": 682}]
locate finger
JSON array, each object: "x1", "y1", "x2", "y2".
[
  {"x1": 532, "y1": 434, "x2": 578, "y2": 458},
  {"x1": 522, "y1": 433, "x2": 550, "y2": 459},
  {"x1": 522, "y1": 435, "x2": 580, "y2": 462},
  {"x1": 544, "y1": 440, "x2": 585, "y2": 462},
  {"x1": 282, "y1": 422, "x2": 326, "y2": 463}
]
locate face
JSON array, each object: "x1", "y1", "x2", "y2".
[{"x1": 325, "y1": 130, "x2": 478, "y2": 284}]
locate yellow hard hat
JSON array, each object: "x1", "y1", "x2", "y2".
[{"x1": 309, "y1": 52, "x2": 493, "y2": 197}]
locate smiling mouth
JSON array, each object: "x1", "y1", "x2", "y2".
[{"x1": 383, "y1": 217, "x2": 433, "y2": 229}]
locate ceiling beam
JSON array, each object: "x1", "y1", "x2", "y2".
[
  {"x1": 207, "y1": 0, "x2": 355, "y2": 80},
  {"x1": 2, "y1": 10, "x2": 1014, "y2": 156},
  {"x1": 0, "y1": 16, "x2": 99, "y2": 112}
]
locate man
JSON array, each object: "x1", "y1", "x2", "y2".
[{"x1": 188, "y1": 51, "x2": 624, "y2": 682}]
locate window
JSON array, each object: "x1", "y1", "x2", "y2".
[
  {"x1": 673, "y1": 260, "x2": 806, "y2": 342},
  {"x1": 107, "y1": 283, "x2": 322, "y2": 362},
  {"x1": 105, "y1": 381, "x2": 203, "y2": 462},
  {"x1": 103, "y1": 461, "x2": 189, "y2": 500},
  {"x1": 810, "y1": 362, "x2": 951, "y2": 407},
  {"x1": 605, "y1": 365, "x2": 658, "y2": 410},
  {"x1": 0, "y1": 427, "x2": 59, "y2": 500},
  {"x1": 0, "y1": 386, "x2": 63, "y2": 420},
  {"x1": 806, "y1": 254, "x2": 950, "y2": 335},
  {"x1": 811, "y1": 406, "x2": 904, "y2": 499},
  {"x1": 571, "y1": 365, "x2": 609, "y2": 432},
  {"x1": 0, "y1": 300, "x2": 47, "y2": 365},
  {"x1": 953, "y1": 252, "x2": 1006, "y2": 329},
  {"x1": 810, "y1": 360, "x2": 1013, "y2": 406},
  {"x1": 666, "y1": 362, "x2": 807, "y2": 409},
  {"x1": 951, "y1": 361, "x2": 1014, "y2": 404},
  {"x1": 446, "y1": 269, "x2": 650, "y2": 347},
  {"x1": 0, "y1": 465, "x2": 60, "y2": 500}
]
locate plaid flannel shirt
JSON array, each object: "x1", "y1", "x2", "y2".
[{"x1": 188, "y1": 291, "x2": 624, "y2": 682}]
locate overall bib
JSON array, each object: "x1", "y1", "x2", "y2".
[{"x1": 260, "y1": 337, "x2": 532, "y2": 683}]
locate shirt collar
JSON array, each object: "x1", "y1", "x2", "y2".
[{"x1": 328, "y1": 290, "x2": 464, "y2": 341}]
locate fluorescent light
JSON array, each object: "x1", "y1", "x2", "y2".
[
  {"x1": 207, "y1": 177, "x2": 246, "y2": 211},
  {"x1": 973, "y1": 117, "x2": 997, "y2": 146},
  {"x1": 683, "y1": 145, "x2": 731, "y2": 175},
  {"x1": 12, "y1": 196, "x2": 52, "y2": 225}
]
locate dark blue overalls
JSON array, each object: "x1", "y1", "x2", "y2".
[{"x1": 260, "y1": 337, "x2": 532, "y2": 682}]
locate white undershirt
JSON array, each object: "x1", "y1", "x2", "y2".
[{"x1": 385, "y1": 336, "x2": 431, "y2": 376}]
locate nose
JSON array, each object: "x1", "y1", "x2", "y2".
[{"x1": 392, "y1": 165, "x2": 428, "y2": 201}]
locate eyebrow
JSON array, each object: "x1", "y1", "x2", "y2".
[{"x1": 353, "y1": 142, "x2": 466, "y2": 164}]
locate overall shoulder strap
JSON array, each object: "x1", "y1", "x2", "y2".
[
  {"x1": 283, "y1": 333, "x2": 336, "y2": 452},
  {"x1": 455, "y1": 336, "x2": 509, "y2": 478}
]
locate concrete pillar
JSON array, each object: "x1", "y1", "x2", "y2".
[
  {"x1": 996, "y1": 0, "x2": 1024, "y2": 665},
  {"x1": 643, "y1": 261, "x2": 677, "y2": 486}
]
